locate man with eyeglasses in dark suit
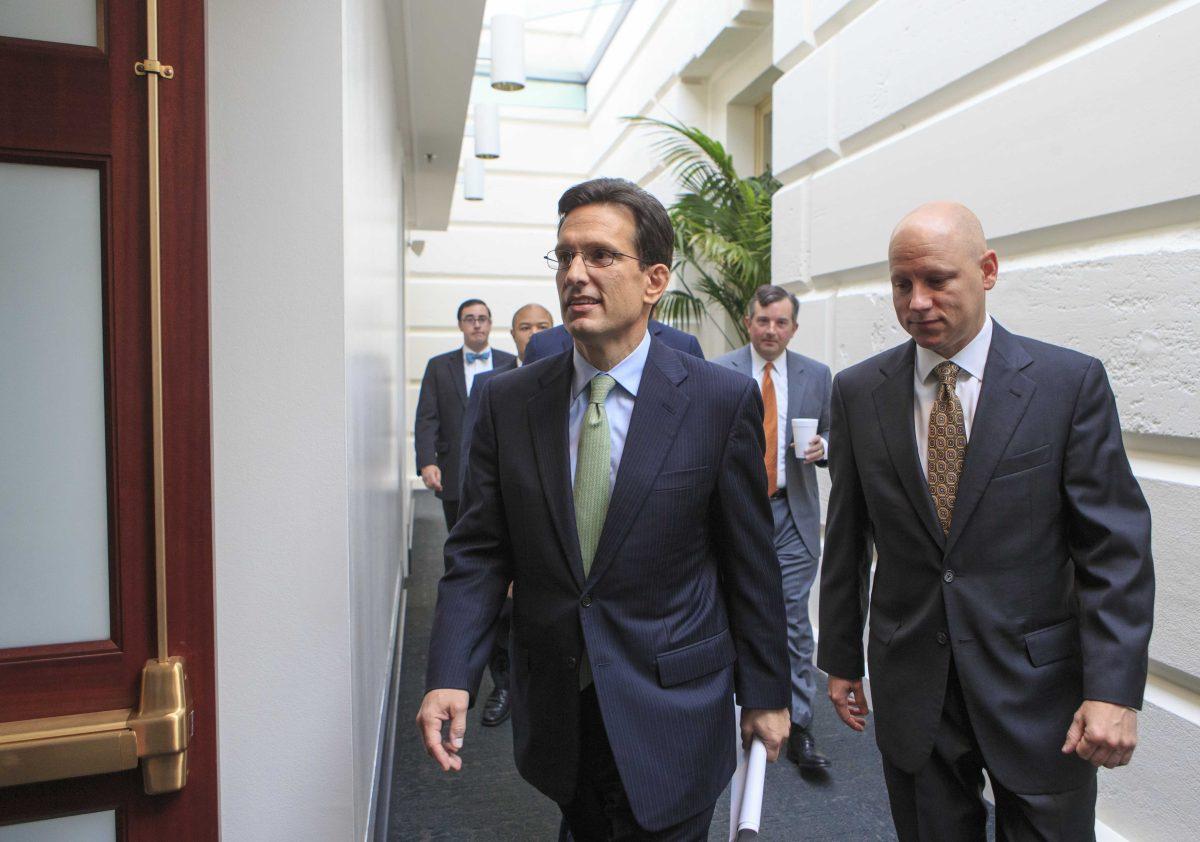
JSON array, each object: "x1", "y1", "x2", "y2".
[
  {"x1": 418, "y1": 178, "x2": 789, "y2": 840},
  {"x1": 414, "y1": 299, "x2": 516, "y2": 531}
]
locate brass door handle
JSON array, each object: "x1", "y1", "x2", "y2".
[{"x1": 0, "y1": 658, "x2": 191, "y2": 793}]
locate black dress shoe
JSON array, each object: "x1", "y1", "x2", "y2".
[
  {"x1": 480, "y1": 687, "x2": 510, "y2": 726},
  {"x1": 786, "y1": 725, "x2": 831, "y2": 770}
]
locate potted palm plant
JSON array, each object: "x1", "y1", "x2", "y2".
[{"x1": 628, "y1": 116, "x2": 780, "y2": 348}]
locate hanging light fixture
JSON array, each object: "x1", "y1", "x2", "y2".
[
  {"x1": 490, "y1": 14, "x2": 526, "y2": 91},
  {"x1": 474, "y1": 102, "x2": 501, "y2": 159},
  {"x1": 464, "y1": 158, "x2": 485, "y2": 201}
]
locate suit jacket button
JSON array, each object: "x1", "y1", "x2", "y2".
[
  {"x1": 943, "y1": 569, "x2": 955, "y2": 584},
  {"x1": 581, "y1": 595, "x2": 592, "y2": 607},
  {"x1": 936, "y1": 631, "x2": 949, "y2": 646},
  {"x1": 566, "y1": 656, "x2": 577, "y2": 669}
]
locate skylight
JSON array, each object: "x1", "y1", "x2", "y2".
[{"x1": 477, "y1": 0, "x2": 635, "y2": 85}]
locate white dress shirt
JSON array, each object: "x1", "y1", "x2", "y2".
[
  {"x1": 569, "y1": 331, "x2": 651, "y2": 492},
  {"x1": 463, "y1": 345, "x2": 494, "y2": 395},
  {"x1": 913, "y1": 315, "x2": 994, "y2": 476}
]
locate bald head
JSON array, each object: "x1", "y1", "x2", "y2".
[
  {"x1": 510, "y1": 303, "x2": 554, "y2": 362},
  {"x1": 888, "y1": 202, "x2": 998, "y2": 359},
  {"x1": 890, "y1": 201, "x2": 988, "y2": 262},
  {"x1": 511, "y1": 303, "x2": 553, "y2": 330}
]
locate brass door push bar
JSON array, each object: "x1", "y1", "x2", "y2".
[{"x1": 0, "y1": 658, "x2": 192, "y2": 792}]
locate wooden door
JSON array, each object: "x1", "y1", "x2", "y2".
[{"x1": 0, "y1": 1, "x2": 216, "y2": 837}]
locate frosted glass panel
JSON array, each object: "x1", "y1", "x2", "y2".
[
  {"x1": 0, "y1": 1, "x2": 99, "y2": 47},
  {"x1": 0, "y1": 162, "x2": 111, "y2": 649},
  {"x1": 0, "y1": 811, "x2": 116, "y2": 842}
]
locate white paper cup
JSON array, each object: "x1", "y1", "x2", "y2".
[{"x1": 791, "y1": 418, "x2": 819, "y2": 458}]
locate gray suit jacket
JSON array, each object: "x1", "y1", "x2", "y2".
[{"x1": 713, "y1": 346, "x2": 832, "y2": 558}]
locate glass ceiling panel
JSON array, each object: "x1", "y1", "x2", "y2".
[{"x1": 478, "y1": 0, "x2": 634, "y2": 84}]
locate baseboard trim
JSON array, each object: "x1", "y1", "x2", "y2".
[{"x1": 366, "y1": 575, "x2": 408, "y2": 842}]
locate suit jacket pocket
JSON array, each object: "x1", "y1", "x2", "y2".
[
  {"x1": 1024, "y1": 617, "x2": 1080, "y2": 667},
  {"x1": 993, "y1": 444, "x2": 1051, "y2": 479},
  {"x1": 435, "y1": 439, "x2": 450, "y2": 455},
  {"x1": 869, "y1": 610, "x2": 901, "y2": 645},
  {"x1": 656, "y1": 628, "x2": 736, "y2": 687},
  {"x1": 652, "y1": 465, "x2": 710, "y2": 492}
]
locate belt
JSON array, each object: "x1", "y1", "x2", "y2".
[{"x1": 769, "y1": 489, "x2": 787, "y2": 500}]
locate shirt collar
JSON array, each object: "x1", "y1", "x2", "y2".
[
  {"x1": 572, "y1": 330, "x2": 651, "y2": 400},
  {"x1": 749, "y1": 345, "x2": 786, "y2": 377},
  {"x1": 914, "y1": 315, "x2": 993, "y2": 384}
]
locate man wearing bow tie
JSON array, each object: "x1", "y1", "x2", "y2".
[{"x1": 415, "y1": 299, "x2": 516, "y2": 530}]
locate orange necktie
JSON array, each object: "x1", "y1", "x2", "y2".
[{"x1": 762, "y1": 361, "x2": 778, "y2": 496}]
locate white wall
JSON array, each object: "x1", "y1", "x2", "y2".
[
  {"x1": 343, "y1": 0, "x2": 407, "y2": 839},
  {"x1": 208, "y1": 0, "x2": 407, "y2": 838},
  {"x1": 771, "y1": 1, "x2": 1200, "y2": 838}
]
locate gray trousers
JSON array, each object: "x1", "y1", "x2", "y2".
[{"x1": 771, "y1": 496, "x2": 819, "y2": 728}]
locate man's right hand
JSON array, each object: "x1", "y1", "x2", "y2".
[
  {"x1": 828, "y1": 675, "x2": 869, "y2": 732},
  {"x1": 416, "y1": 688, "x2": 470, "y2": 771},
  {"x1": 419, "y1": 464, "x2": 443, "y2": 493}
]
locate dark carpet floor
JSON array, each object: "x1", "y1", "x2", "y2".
[{"x1": 387, "y1": 490, "x2": 920, "y2": 840}]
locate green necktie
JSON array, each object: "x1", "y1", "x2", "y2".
[
  {"x1": 574, "y1": 374, "x2": 617, "y2": 577},
  {"x1": 574, "y1": 374, "x2": 616, "y2": 689}
]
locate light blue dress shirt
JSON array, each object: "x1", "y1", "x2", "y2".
[{"x1": 569, "y1": 330, "x2": 652, "y2": 491}]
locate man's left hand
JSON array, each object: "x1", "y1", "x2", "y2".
[
  {"x1": 740, "y1": 708, "x2": 790, "y2": 762},
  {"x1": 1061, "y1": 700, "x2": 1138, "y2": 768},
  {"x1": 803, "y1": 436, "x2": 825, "y2": 464}
]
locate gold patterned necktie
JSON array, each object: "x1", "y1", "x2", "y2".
[{"x1": 927, "y1": 361, "x2": 966, "y2": 535}]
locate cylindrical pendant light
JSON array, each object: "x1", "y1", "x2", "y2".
[
  {"x1": 490, "y1": 14, "x2": 526, "y2": 91},
  {"x1": 464, "y1": 158, "x2": 485, "y2": 201},
  {"x1": 474, "y1": 102, "x2": 500, "y2": 159}
]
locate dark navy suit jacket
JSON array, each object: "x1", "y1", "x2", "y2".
[
  {"x1": 427, "y1": 339, "x2": 789, "y2": 830},
  {"x1": 414, "y1": 348, "x2": 515, "y2": 502},
  {"x1": 457, "y1": 359, "x2": 517, "y2": 500},
  {"x1": 523, "y1": 319, "x2": 703, "y2": 365},
  {"x1": 818, "y1": 321, "x2": 1154, "y2": 794}
]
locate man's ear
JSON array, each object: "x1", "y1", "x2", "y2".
[
  {"x1": 643, "y1": 262, "x2": 671, "y2": 305},
  {"x1": 980, "y1": 249, "x2": 999, "y2": 290}
]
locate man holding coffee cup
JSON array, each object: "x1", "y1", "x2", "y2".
[{"x1": 715, "y1": 284, "x2": 834, "y2": 772}]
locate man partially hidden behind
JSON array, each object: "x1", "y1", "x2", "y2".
[
  {"x1": 457, "y1": 302, "x2": 555, "y2": 728},
  {"x1": 714, "y1": 284, "x2": 833, "y2": 772},
  {"x1": 819, "y1": 202, "x2": 1154, "y2": 839},
  {"x1": 417, "y1": 177, "x2": 790, "y2": 840},
  {"x1": 414, "y1": 299, "x2": 515, "y2": 531}
]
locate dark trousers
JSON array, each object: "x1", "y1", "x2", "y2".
[
  {"x1": 882, "y1": 661, "x2": 1097, "y2": 841},
  {"x1": 558, "y1": 685, "x2": 716, "y2": 842},
  {"x1": 441, "y1": 498, "x2": 459, "y2": 532},
  {"x1": 487, "y1": 597, "x2": 511, "y2": 691}
]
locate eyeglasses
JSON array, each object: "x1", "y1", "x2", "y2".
[
  {"x1": 460, "y1": 315, "x2": 491, "y2": 326},
  {"x1": 544, "y1": 248, "x2": 641, "y2": 271}
]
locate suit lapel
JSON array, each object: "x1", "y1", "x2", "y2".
[
  {"x1": 873, "y1": 342, "x2": 946, "y2": 549},
  {"x1": 943, "y1": 324, "x2": 1035, "y2": 556},
  {"x1": 786, "y1": 351, "x2": 808, "y2": 447},
  {"x1": 586, "y1": 342, "x2": 689, "y2": 587},
  {"x1": 528, "y1": 353, "x2": 585, "y2": 589},
  {"x1": 450, "y1": 352, "x2": 468, "y2": 407}
]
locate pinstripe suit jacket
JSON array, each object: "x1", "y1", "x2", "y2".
[{"x1": 426, "y1": 338, "x2": 789, "y2": 831}]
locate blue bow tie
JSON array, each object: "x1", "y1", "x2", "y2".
[{"x1": 466, "y1": 351, "x2": 490, "y2": 363}]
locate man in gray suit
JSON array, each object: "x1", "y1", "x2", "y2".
[{"x1": 715, "y1": 284, "x2": 833, "y2": 771}]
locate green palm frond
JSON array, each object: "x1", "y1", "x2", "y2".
[{"x1": 627, "y1": 115, "x2": 780, "y2": 347}]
